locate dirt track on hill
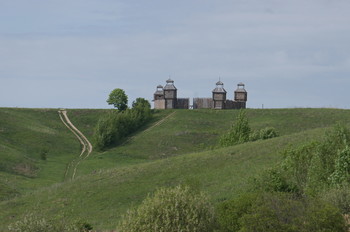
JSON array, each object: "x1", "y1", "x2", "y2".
[
  {"x1": 58, "y1": 109, "x2": 92, "y2": 180},
  {"x1": 122, "y1": 111, "x2": 177, "y2": 145}
]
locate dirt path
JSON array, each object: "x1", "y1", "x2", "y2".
[
  {"x1": 122, "y1": 111, "x2": 177, "y2": 145},
  {"x1": 58, "y1": 109, "x2": 92, "y2": 180}
]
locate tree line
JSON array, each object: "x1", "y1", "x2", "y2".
[{"x1": 93, "y1": 88, "x2": 152, "y2": 151}]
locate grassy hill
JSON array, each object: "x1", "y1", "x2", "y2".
[{"x1": 1, "y1": 108, "x2": 350, "y2": 230}]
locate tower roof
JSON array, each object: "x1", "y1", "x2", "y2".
[
  {"x1": 166, "y1": 78, "x2": 174, "y2": 83},
  {"x1": 154, "y1": 85, "x2": 164, "y2": 95},
  {"x1": 164, "y1": 78, "x2": 177, "y2": 90},
  {"x1": 212, "y1": 80, "x2": 226, "y2": 93},
  {"x1": 235, "y1": 82, "x2": 247, "y2": 92}
]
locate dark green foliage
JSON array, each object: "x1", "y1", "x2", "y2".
[
  {"x1": 254, "y1": 124, "x2": 350, "y2": 195},
  {"x1": 329, "y1": 146, "x2": 350, "y2": 186},
  {"x1": 220, "y1": 110, "x2": 251, "y2": 147},
  {"x1": 39, "y1": 148, "x2": 48, "y2": 161},
  {"x1": 249, "y1": 127, "x2": 279, "y2": 141},
  {"x1": 94, "y1": 99, "x2": 152, "y2": 151},
  {"x1": 321, "y1": 184, "x2": 350, "y2": 214},
  {"x1": 118, "y1": 185, "x2": 215, "y2": 232},
  {"x1": 252, "y1": 167, "x2": 298, "y2": 193},
  {"x1": 217, "y1": 193, "x2": 258, "y2": 232},
  {"x1": 217, "y1": 192, "x2": 347, "y2": 232},
  {"x1": 131, "y1": 97, "x2": 152, "y2": 128},
  {"x1": 132, "y1": 97, "x2": 151, "y2": 109},
  {"x1": 245, "y1": 124, "x2": 350, "y2": 232},
  {"x1": 93, "y1": 111, "x2": 117, "y2": 150},
  {"x1": 76, "y1": 221, "x2": 93, "y2": 232},
  {"x1": 303, "y1": 199, "x2": 348, "y2": 232},
  {"x1": 106, "y1": 88, "x2": 128, "y2": 111}
]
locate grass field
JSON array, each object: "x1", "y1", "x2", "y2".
[{"x1": 1, "y1": 107, "x2": 350, "y2": 230}]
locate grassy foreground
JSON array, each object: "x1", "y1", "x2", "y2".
[{"x1": 1, "y1": 108, "x2": 350, "y2": 230}]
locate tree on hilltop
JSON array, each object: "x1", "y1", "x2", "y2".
[
  {"x1": 132, "y1": 97, "x2": 151, "y2": 109},
  {"x1": 107, "y1": 88, "x2": 128, "y2": 111}
]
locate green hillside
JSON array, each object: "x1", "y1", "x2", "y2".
[{"x1": 1, "y1": 108, "x2": 350, "y2": 230}]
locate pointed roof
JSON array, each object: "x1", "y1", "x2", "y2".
[
  {"x1": 212, "y1": 80, "x2": 226, "y2": 93},
  {"x1": 163, "y1": 78, "x2": 177, "y2": 90},
  {"x1": 154, "y1": 85, "x2": 164, "y2": 95},
  {"x1": 235, "y1": 82, "x2": 247, "y2": 93}
]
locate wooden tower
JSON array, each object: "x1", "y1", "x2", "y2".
[{"x1": 212, "y1": 81, "x2": 227, "y2": 109}]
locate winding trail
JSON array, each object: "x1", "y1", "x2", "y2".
[
  {"x1": 58, "y1": 109, "x2": 92, "y2": 180},
  {"x1": 122, "y1": 111, "x2": 177, "y2": 145}
]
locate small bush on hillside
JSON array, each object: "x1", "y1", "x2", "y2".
[
  {"x1": 220, "y1": 110, "x2": 251, "y2": 147},
  {"x1": 118, "y1": 185, "x2": 215, "y2": 232},
  {"x1": 220, "y1": 110, "x2": 278, "y2": 147},
  {"x1": 249, "y1": 127, "x2": 279, "y2": 142},
  {"x1": 39, "y1": 148, "x2": 48, "y2": 160},
  {"x1": 259, "y1": 127, "x2": 279, "y2": 140},
  {"x1": 248, "y1": 130, "x2": 260, "y2": 142}
]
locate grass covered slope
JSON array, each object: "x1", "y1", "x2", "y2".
[
  {"x1": 1, "y1": 108, "x2": 350, "y2": 230},
  {"x1": 0, "y1": 128, "x2": 326, "y2": 229},
  {"x1": 80, "y1": 108, "x2": 350, "y2": 162},
  {"x1": 0, "y1": 108, "x2": 106, "y2": 198}
]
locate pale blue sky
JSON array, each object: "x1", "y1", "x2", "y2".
[{"x1": 1, "y1": 0, "x2": 350, "y2": 108}]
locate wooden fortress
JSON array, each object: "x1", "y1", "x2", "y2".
[{"x1": 153, "y1": 79, "x2": 247, "y2": 109}]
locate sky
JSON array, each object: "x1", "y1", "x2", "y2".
[{"x1": 1, "y1": 0, "x2": 350, "y2": 109}]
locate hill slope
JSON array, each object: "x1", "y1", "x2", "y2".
[{"x1": 1, "y1": 108, "x2": 350, "y2": 230}]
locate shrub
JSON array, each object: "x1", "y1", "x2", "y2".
[
  {"x1": 253, "y1": 124, "x2": 350, "y2": 196},
  {"x1": 118, "y1": 185, "x2": 215, "y2": 232},
  {"x1": 239, "y1": 193, "x2": 306, "y2": 232},
  {"x1": 303, "y1": 199, "x2": 348, "y2": 232},
  {"x1": 220, "y1": 110, "x2": 251, "y2": 147},
  {"x1": 321, "y1": 184, "x2": 350, "y2": 214},
  {"x1": 248, "y1": 130, "x2": 260, "y2": 142},
  {"x1": 217, "y1": 193, "x2": 258, "y2": 232},
  {"x1": 329, "y1": 146, "x2": 350, "y2": 186},
  {"x1": 240, "y1": 193, "x2": 347, "y2": 232},
  {"x1": 39, "y1": 148, "x2": 48, "y2": 160},
  {"x1": 220, "y1": 110, "x2": 278, "y2": 147},
  {"x1": 259, "y1": 127, "x2": 278, "y2": 140},
  {"x1": 217, "y1": 192, "x2": 347, "y2": 232},
  {"x1": 93, "y1": 111, "x2": 118, "y2": 151},
  {"x1": 252, "y1": 167, "x2": 298, "y2": 193}
]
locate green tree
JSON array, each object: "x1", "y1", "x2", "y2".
[
  {"x1": 132, "y1": 98, "x2": 152, "y2": 124},
  {"x1": 132, "y1": 97, "x2": 151, "y2": 109},
  {"x1": 118, "y1": 185, "x2": 215, "y2": 232},
  {"x1": 106, "y1": 88, "x2": 128, "y2": 111}
]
